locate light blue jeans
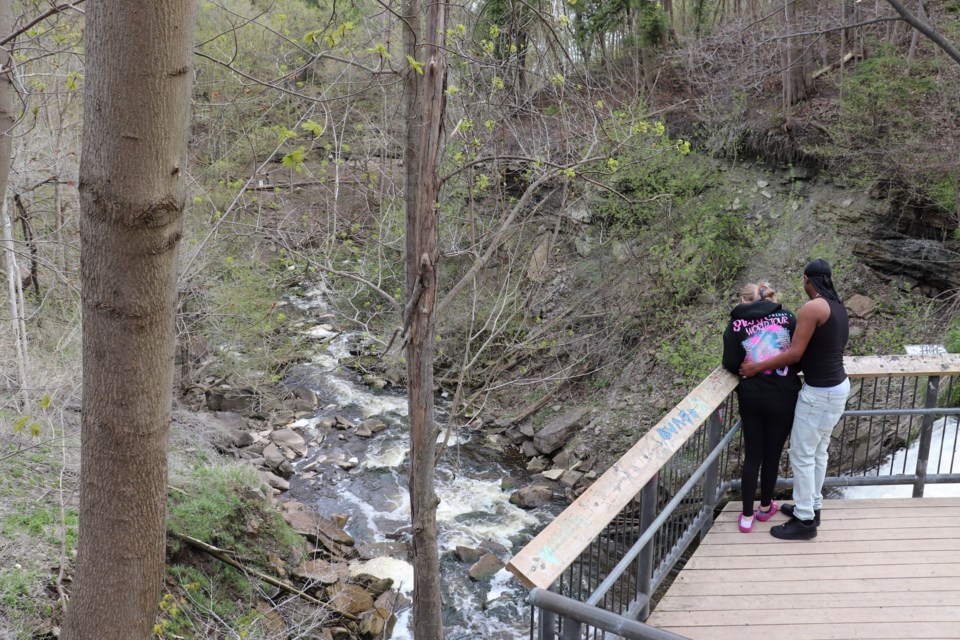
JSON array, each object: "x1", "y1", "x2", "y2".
[{"x1": 789, "y1": 379, "x2": 851, "y2": 521}]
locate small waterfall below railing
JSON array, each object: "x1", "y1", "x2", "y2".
[
  {"x1": 842, "y1": 417, "x2": 960, "y2": 499},
  {"x1": 282, "y1": 286, "x2": 558, "y2": 639}
]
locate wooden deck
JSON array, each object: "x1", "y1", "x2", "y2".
[{"x1": 646, "y1": 498, "x2": 960, "y2": 640}]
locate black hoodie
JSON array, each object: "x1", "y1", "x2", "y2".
[{"x1": 722, "y1": 300, "x2": 802, "y2": 398}]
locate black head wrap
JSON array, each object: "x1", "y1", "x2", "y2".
[{"x1": 804, "y1": 258, "x2": 841, "y2": 302}]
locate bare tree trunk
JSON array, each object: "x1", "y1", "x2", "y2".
[
  {"x1": 61, "y1": 1, "x2": 197, "y2": 638},
  {"x1": 2, "y1": 198, "x2": 28, "y2": 408},
  {"x1": 13, "y1": 194, "x2": 40, "y2": 296},
  {"x1": 885, "y1": 0, "x2": 960, "y2": 66},
  {"x1": 0, "y1": 0, "x2": 27, "y2": 409},
  {"x1": 403, "y1": 0, "x2": 447, "y2": 637},
  {"x1": 782, "y1": 0, "x2": 813, "y2": 111}
]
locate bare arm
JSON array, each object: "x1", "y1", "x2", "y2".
[{"x1": 739, "y1": 299, "x2": 828, "y2": 377}]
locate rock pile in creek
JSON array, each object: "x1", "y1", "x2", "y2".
[{"x1": 489, "y1": 406, "x2": 601, "y2": 510}]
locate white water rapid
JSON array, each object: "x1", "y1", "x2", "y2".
[
  {"x1": 842, "y1": 417, "x2": 960, "y2": 499},
  {"x1": 282, "y1": 286, "x2": 555, "y2": 639}
]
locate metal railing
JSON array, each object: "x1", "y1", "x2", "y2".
[{"x1": 508, "y1": 355, "x2": 960, "y2": 640}]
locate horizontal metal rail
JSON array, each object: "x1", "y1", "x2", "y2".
[
  {"x1": 728, "y1": 473, "x2": 960, "y2": 491},
  {"x1": 842, "y1": 407, "x2": 960, "y2": 417},
  {"x1": 530, "y1": 588, "x2": 691, "y2": 640}
]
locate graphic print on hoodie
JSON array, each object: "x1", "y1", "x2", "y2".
[
  {"x1": 722, "y1": 299, "x2": 801, "y2": 396},
  {"x1": 742, "y1": 322, "x2": 792, "y2": 376}
]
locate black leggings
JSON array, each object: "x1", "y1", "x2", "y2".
[{"x1": 739, "y1": 393, "x2": 796, "y2": 516}]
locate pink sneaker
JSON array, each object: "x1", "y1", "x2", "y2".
[
  {"x1": 755, "y1": 501, "x2": 778, "y2": 522},
  {"x1": 738, "y1": 513, "x2": 754, "y2": 533}
]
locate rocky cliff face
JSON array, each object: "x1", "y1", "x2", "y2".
[{"x1": 850, "y1": 186, "x2": 959, "y2": 296}]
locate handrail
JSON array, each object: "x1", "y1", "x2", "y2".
[
  {"x1": 528, "y1": 588, "x2": 691, "y2": 640},
  {"x1": 508, "y1": 354, "x2": 960, "y2": 590},
  {"x1": 507, "y1": 366, "x2": 738, "y2": 589}
]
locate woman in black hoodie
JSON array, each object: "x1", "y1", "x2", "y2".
[{"x1": 722, "y1": 281, "x2": 801, "y2": 533}]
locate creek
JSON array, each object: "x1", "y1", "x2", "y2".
[
  {"x1": 280, "y1": 286, "x2": 558, "y2": 639},
  {"x1": 841, "y1": 417, "x2": 960, "y2": 499}
]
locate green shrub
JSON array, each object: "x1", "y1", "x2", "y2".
[
  {"x1": 660, "y1": 317, "x2": 723, "y2": 385},
  {"x1": 947, "y1": 315, "x2": 960, "y2": 354},
  {"x1": 840, "y1": 40, "x2": 935, "y2": 143},
  {"x1": 167, "y1": 464, "x2": 303, "y2": 566}
]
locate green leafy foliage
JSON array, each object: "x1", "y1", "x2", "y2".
[
  {"x1": 660, "y1": 315, "x2": 723, "y2": 385},
  {"x1": 840, "y1": 41, "x2": 935, "y2": 143},
  {"x1": 167, "y1": 464, "x2": 302, "y2": 564}
]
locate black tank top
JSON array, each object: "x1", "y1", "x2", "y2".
[{"x1": 800, "y1": 298, "x2": 849, "y2": 387}]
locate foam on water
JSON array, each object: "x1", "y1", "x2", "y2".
[
  {"x1": 843, "y1": 417, "x2": 960, "y2": 498},
  {"x1": 362, "y1": 440, "x2": 408, "y2": 469}
]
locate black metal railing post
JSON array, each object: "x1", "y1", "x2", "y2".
[
  {"x1": 538, "y1": 583, "x2": 559, "y2": 640},
  {"x1": 699, "y1": 410, "x2": 723, "y2": 540},
  {"x1": 635, "y1": 473, "x2": 659, "y2": 621},
  {"x1": 913, "y1": 375, "x2": 941, "y2": 498}
]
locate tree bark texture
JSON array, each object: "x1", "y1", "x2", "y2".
[
  {"x1": 0, "y1": 0, "x2": 27, "y2": 408},
  {"x1": 782, "y1": 0, "x2": 813, "y2": 109},
  {"x1": 0, "y1": 0, "x2": 12, "y2": 197},
  {"x1": 403, "y1": 0, "x2": 447, "y2": 637},
  {"x1": 62, "y1": 2, "x2": 196, "y2": 639}
]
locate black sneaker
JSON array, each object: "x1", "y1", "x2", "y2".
[
  {"x1": 781, "y1": 503, "x2": 820, "y2": 525},
  {"x1": 770, "y1": 517, "x2": 817, "y2": 540}
]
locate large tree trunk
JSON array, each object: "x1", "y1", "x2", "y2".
[
  {"x1": 403, "y1": 0, "x2": 447, "y2": 637},
  {"x1": 782, "y1": 0, "x2": 813, "y2": 110},
  {"x1": 62, "y1": 2, "x2": 196, "y2": 638},
  {"x1": 0, "y1": 0, "x2": 28, "y2": 409}
]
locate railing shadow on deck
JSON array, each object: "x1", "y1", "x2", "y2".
[{"x1": 506, "y1": 355, "x2": 960, "y2": 640}]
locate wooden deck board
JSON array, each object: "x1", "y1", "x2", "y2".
[{"x1": 647, "y1": 498, "x2": 960, "y2": 639}]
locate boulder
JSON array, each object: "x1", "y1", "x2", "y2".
[
  {"x1": 551, "y1": 449, "x2": 574, "y2": 468},
  {"x1": 219, "y1": 388, "x2": 257, "y2": 415},
  {"x1": 270, "y1": 429, "x2": 307, "y2": 457},
  {"x1": 355, "y1": 423, "x2": 373, "y2": 438},
  {"x1": 455, "y1": 545, "x2": 483, "y2": 563},
  {"x1": 361, "y1": 418, "x2": 389, "y2": 434},
  {"x1": 262, "y1": 443, "x2": 286, "y2": 470},
  {"x1": 541, "y1": 468, "x2": 564, "y2": 481},
  {"x1": 352, "y1": 573, "x2": 394, "y2": 598},
  {"x1": 259, "y1": 470, "x2": 289, "y2": 492},
  {"x1": 521, "y1": 440, "x2": 539, "y2": 458},
  {"x1": 227, "y1": 427, "x2": 254, "y2": 448},
  {"x1": 335, "y1": 416, "x2": 356, "y2": 430},
  {"x1": 527, "y1": 236, "x2": 552, "y2": 282},
  {"x1": 526, "y1": 457, "x2": 549, "y2": 473},
  {"x1": 468, "y1": 553, "x2": 504, "y2": 581},
  {"x1": 360, "y1": 608, "x2": 396, "y2": 639},
  {"x1": 282, "y1": 503, "x2": 356, "y2": 546},
  {"x1": 374, "y1": 589, "x2": 412, "y2": 613},
  {"x1": 291, "y1": 385, "x2": 318, "y2": 407},
  {"x1": 534, "y1": 407, "x2": 589, "y2": 454},
  {"x1": 291, "y1": 558, "x2": 340, "y2": 585},
  {"x1": 560, "y1": 470, "x2": 584, "y2": 487},
  {"x1": 212, "y1": 411, "x2": 246, "y2": 430},
  {"x1": 326, "y1": 583, "x2": 374, "y2": 616},
  {"x1": 845, "y1": 294, "x2": 877, "y2": 319},
  {"x1": 509, "y1": 485, "x2": 553, "y2": 509}
]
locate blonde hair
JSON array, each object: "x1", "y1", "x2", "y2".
[{"x1": 739, "y1": 280, "x2": 777, "y2": 304}]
